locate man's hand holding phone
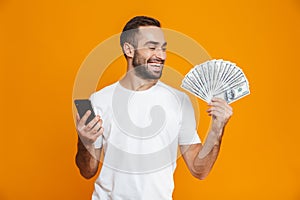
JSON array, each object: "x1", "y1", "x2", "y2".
[
  {"x1": 74, "y1": 99, "x2": 103, "y2": 149},
  {"x1": 76, "y1": 110, "x2": 103, "y2": 149}
]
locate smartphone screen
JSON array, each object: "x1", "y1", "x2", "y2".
[{"x1": 74, "y1": 99, "x2": 96, "y2": 125}]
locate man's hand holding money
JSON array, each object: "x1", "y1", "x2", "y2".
[
  {"x1": 196, "y1": 97, "x2": 233, "y2": 161},
  {"x1": 207, "y1": 97, "x2": 233, "y2": 137}
]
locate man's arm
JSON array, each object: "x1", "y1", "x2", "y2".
[
  {"x1": 180, "y1": 98, "x2": 232, "y2": 180},
  {"x1": 75, "y1": 111, "x2": 104, "y2": 179}
]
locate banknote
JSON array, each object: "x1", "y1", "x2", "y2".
[
  {"x1": 213, "y1": 81, "x2": 250, "y2": 104},
  {"x1": 181, "y1": 59, "x2": 250, "y2": 104}
]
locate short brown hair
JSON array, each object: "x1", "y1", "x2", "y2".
[{"x1": 120, "y1": 16, "x2": 161, "y2": 57}]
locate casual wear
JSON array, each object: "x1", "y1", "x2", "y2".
[{"x1": 90, "y1": 81, "x2": 201, "y2": 200}]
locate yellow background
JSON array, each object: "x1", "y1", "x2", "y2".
[{"x1": 1, "y1": 0, "x2": 300, "y2": 199}]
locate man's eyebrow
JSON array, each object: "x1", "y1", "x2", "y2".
[{"x1": 143, "y1": 41, "x2": 167, "y2": 46}]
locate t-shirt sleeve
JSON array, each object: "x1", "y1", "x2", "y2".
[
  {"x1": 178, "y1": 93, "x2": 201, "y2": 145},
  {"x1": 89, "y1": 93, "x2": 103, "y2": 149}
]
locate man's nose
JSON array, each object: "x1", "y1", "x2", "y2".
[{"x1": 155, "y1": 48, "x2": 166, "y2": 60}]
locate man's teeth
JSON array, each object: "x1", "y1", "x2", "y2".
[{"x1": 149, "y1": 63, "x2": 161, "y2": 67}]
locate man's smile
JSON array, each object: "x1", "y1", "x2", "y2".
[{"x1": 147, "y1": 59, "x2": 164, "y2": 72}]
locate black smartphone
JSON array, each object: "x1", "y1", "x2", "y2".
[{"x1": 74, "y1": 99, "x2": 96, "y2": 125}]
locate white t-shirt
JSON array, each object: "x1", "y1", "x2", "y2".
[{"x1": 89, "y1": 81, "x2": 201, "y2": 200}]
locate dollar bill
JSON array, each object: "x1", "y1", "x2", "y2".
[
  {"x1": 213, "y1": 81, "x2": 250, "y2": 104},
  {"x1": 181, "y1": 59, "x2": 250, "y2": 104}
]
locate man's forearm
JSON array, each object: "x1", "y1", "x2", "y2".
[
  {"x1": 198, "y1": 127, "x2": 223, "y2": 159},
  {"x1": 75, "y1": 138, "x2": 100, "y2": 179},
  {"x1": 193, "y1": 128, "x2": 224, "y2": 179}
]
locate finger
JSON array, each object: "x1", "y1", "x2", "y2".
[
  {"x1": 208, "y1": 110, "x2": 225, "y2": 118},
  {"x1": 207, "y1": 106, "x2": 226, "y2": 113},
  {"x1": 207, "y1": 107, "x2": 232, "y2": 117},
  {"x1": 78, "y1": 110, "x2": 92, "y2": 127},
  {"x1": 76, "y1": 112, "x2": 80, "y2": 124},
  {"x1": 88, "y1": 126, "x2": 104, "y2": 142},
  {"x1": 211, "y1": 98, "x2": 232, "y2": 109},
  {"x1": 91, "y1": 128, "x2": 104, "y2": 142},
  {"x1": 211, "y1": 97, "x2": 226, "y2": 103},
  {"x1": 207, "y1": 107, "x2": 223, "y2": 115},
  {"x1": 90, "y1": 122, "x2": 101, "y2": 134},
  {"x1": 85, "y1": 115, "x2": 101, "y2": 131},
  {"x1": 97, "y1": 118, "x2": 103, "y2": 126},
  {"x1": 209, "y1": 102, "x2": 232, "y2": 112},
  {"x1": 209, "y1": 99, "x2": 232, "y2": 111},
  {"x1": 208, "y1": 101, "x2": 224, "y2": 108}
]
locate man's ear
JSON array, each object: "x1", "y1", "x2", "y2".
[{"x1": 123, "y1": 42, "x2": 135, "y2": 58}]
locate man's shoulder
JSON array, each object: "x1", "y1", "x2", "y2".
[
  {"x1": 90, "y1": 82, "x2": 118, "y2": 103},
  {"x1": 157, "y1": 81, "x2": 188, "y2": 99}
]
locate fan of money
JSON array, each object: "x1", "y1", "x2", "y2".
[{"x1": 181, "y1": 59, "x2": 250, "y2": 104}]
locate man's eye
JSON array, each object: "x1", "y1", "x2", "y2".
[
  {"x1": 162, "y1": 47, "x2": 167, "y2": 52},
  {"x1": 149, "y1": 47, "x2": 156, "y2": 50}
]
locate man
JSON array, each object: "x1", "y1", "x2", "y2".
[{"x1": 75, "y1": 16, "x2": 233, "y2": 200}]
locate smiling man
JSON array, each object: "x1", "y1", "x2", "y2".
[
  {"x1": 75, "y1": 16, "x2": 233, "y2": 200},
  {"x1": 130, "y1": 27, "x2": 166, "y2": 80}
]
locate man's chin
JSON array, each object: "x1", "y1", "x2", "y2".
[
  {"x1": 146, "y1": 67, "x2": 162, "y2": 79},
  {"x1": 148, "y1": 66, "x2": 163, "y2": 78},
  {"x1": 151, "y1": 71, "x2": 162, "y2": 79},
  {"x1": 133, "y1": 65, "x2": 163, "y2": 80}
]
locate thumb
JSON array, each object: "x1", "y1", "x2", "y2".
[{"x1": 76, "y1": 112, "x2": 80, "y2": 124}]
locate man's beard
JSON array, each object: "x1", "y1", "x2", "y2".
[{"x1": 132, "y1": 51, "x2": 164, "y2": 80}]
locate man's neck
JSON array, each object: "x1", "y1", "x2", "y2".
[{"x1": 119, "y1": 72, "x2": 159, "y2": 91}]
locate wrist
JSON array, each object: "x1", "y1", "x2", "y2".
[
  {"x1": 84, "y1": 143, "x2": 96, "y2": 151},
  {"x1": 208, "y1": 128, "x2": 223, "y2": 145},
  {"x1": 78, "y1": 138, "x2": 95, "y2": 151},
  {"x1": 211, "y1": 120, "x2": 225, "y2": 136}
]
